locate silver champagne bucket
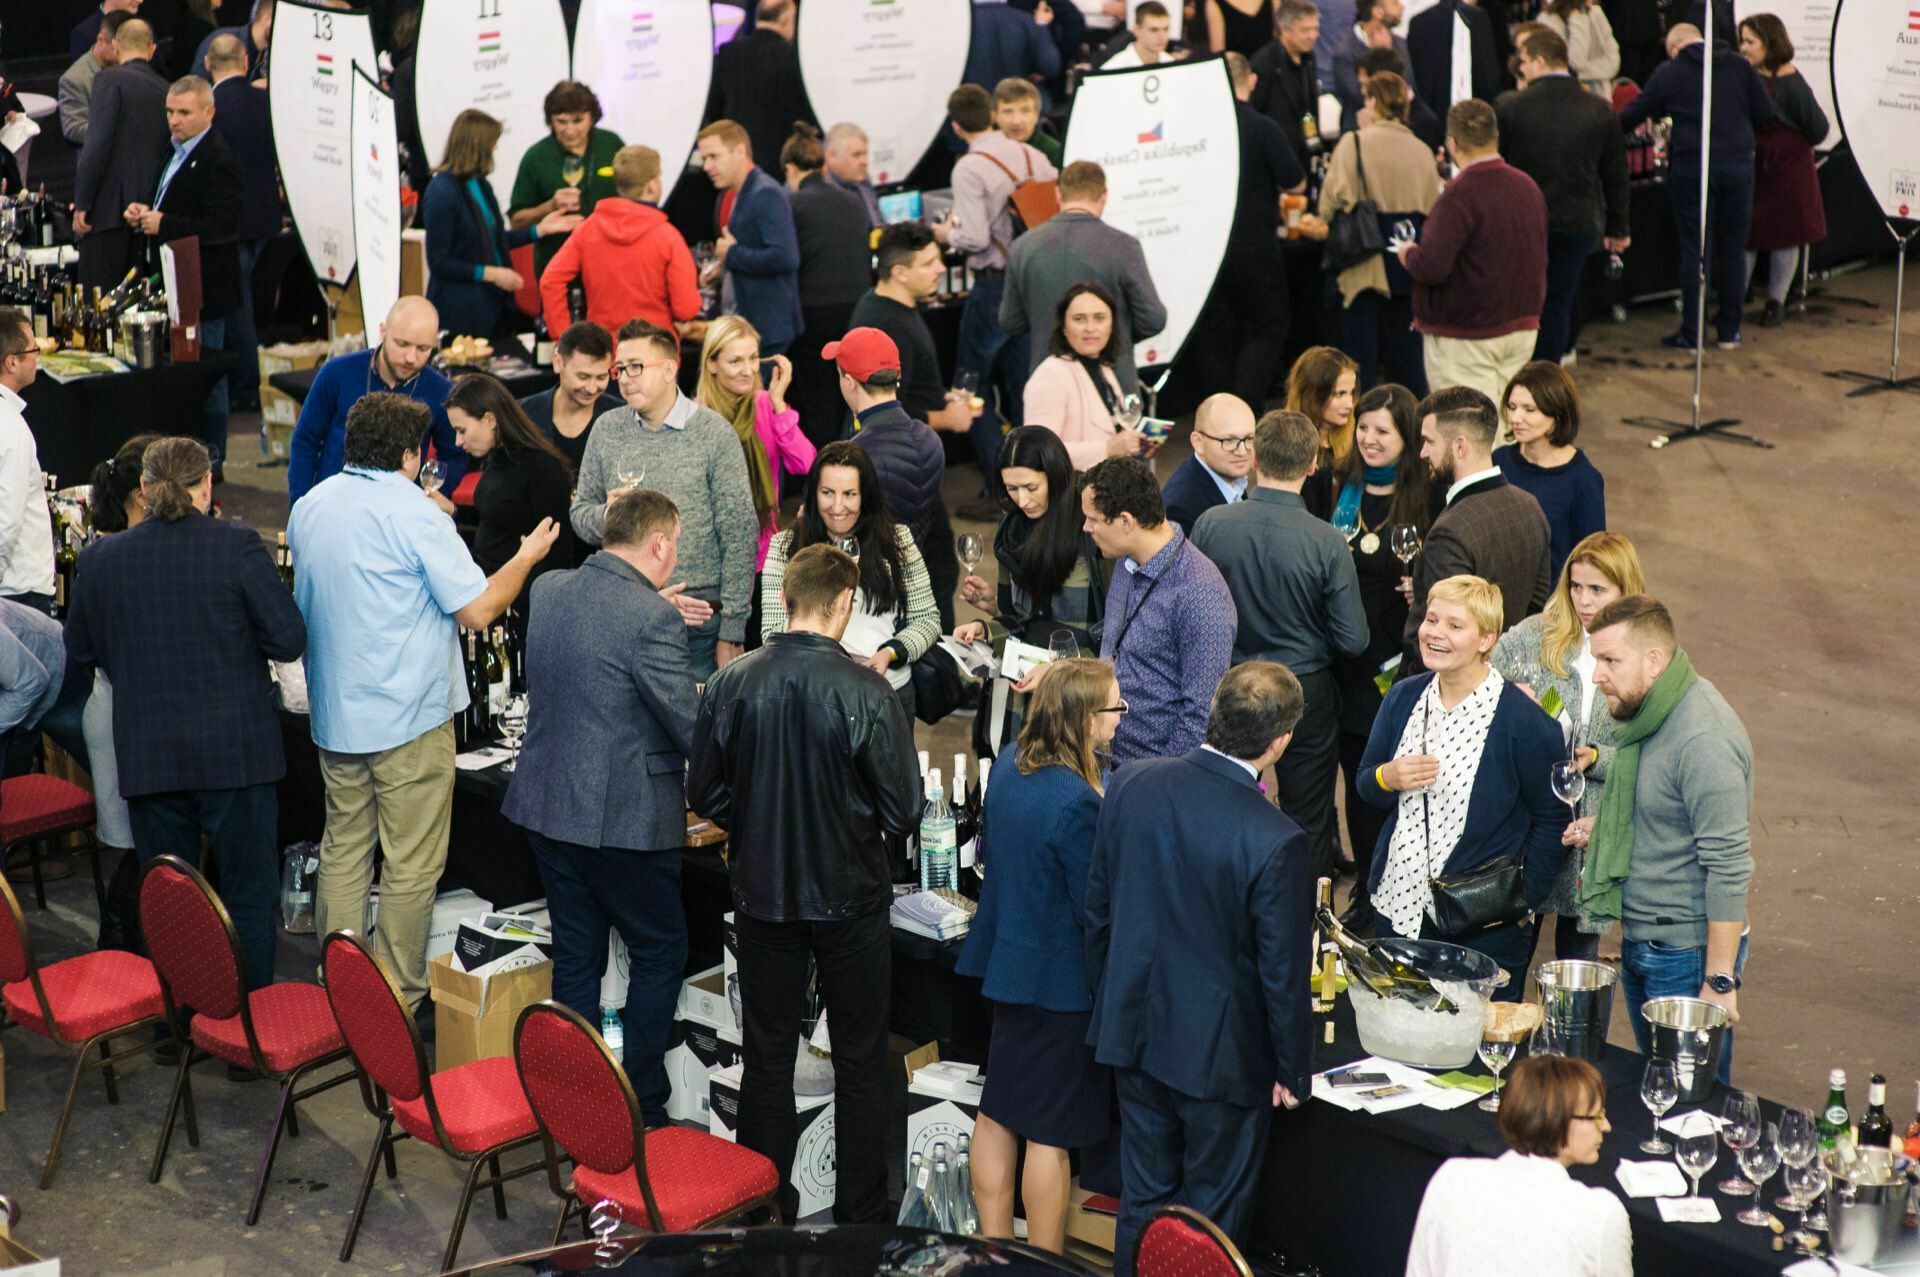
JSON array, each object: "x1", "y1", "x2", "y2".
[
  {"x1": 119, "y1": 310, "x2": 169, "y2": 369},
  {"x1": 1532, "y1": 960, "x2": 1617, "y2": 1063},
  {"x1": 1825, "y1": 1147, "x2": 1915, "y2": 1267},
  {"x1": 1640, "y1": 996, "x2": 1729, "y2": 1102}
]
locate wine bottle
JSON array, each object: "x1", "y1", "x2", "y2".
[
  {"x1": 1313, "y1": 904, "x2": 1455, "y2": 1012},
  {"x1": 1817, "y1": 1069, "x2": 1850, "y2": 1150},
  {"x1": 275, "y1": 531, "x2": 295, "y2": 590},
  {"x1": 952, "y1": 753, "x2": 974, "y2": 867},
  {"x1": 30, "y1": 272, "x2": 50, "y2": 341},
  {"x1": 533, "y1": 316, "x2": 554, "y2": 365},
  {"x1": 1859, "y1": 1073, "x2": 1894, "y2": 1150},
  {"x1": 37, "y1": 184, "x2": 55, "y2": 248},
  {"x1": 465, "y1": 630, "x2": 492, "y2": 740},
  {"x1": 485, "y1": 625, "x2": 509, "y2": 720}
]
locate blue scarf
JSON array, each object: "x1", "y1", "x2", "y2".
[{"x1": 1333, "y1": 463, "x2": 1400, "y2": 529}]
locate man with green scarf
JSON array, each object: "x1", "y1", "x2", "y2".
[{"x1": 1570, "y1": 594, "x2": 1752, "y2": 1083}]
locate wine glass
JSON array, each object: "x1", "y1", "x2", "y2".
[
  {"x1": 1800, "y1": 1158, "x2": 1831, "y2": 1233},
  {"x1": 1783, "y1": 1159, "x2": 1827, "y2": 1250},
  {"x1": 1475, "y1": 1005, "x2": 1521, "y2": 1112},
  {"x1": 419, "y1": 459, "x2": 446, "y2": 496},
  {"x1": 1331, "y1": 508, "x2": 1360, "y2": 543},
  {"x1": 1389, "y1": 524, "x2": 1421, "y2": 568},
  {"x1": 950, "y1": 369, "x2": 980, "y2": 409},
  {"x1": 615, "y1": 465, "x2": 646, "y2": 493},
  {"x1": 1717, "y1": 1090, "x2": 1761, "y2": 1196},
  {"x1": 1550, "y1": 759, "x2": 1585, "y2": 817},
  {"x1": 1048, "y1": 629, "x2": 1079, "y2": 662},
  {"x1": 1639, "y1": 1059, "x2": 1679, "y2": 1154},
  {"x1": 1115, "y1": 392, "x2": 1144, "y2": 431},
  {"x1": 1776, "y1": 1108, "x2": 1817, "y2": 1209},
  {"x1": 1735, "y1": 1121, "x2": 1782, "y2": 1226},
  {"x1": 1675, "y1": 1113, "x2": 1718, "y2": 1198},
  {"x1": 498, "y1": 694, "x2": 529, "y2": 773},
  {"x1": 560, "y1": 153, "x2": 587, "y2": 189},
  {"x1": 957, "y1": 533, "x2": 986, "y2": 576}
]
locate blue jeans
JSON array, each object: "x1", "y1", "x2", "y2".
[
  {"x1": 1537, "y1": 231, "x2": 1599, "y2": 364},
  {"x1": 200, "y1": 316, "x2": 230, "y2": 468},
  {"x1": 1669, "y1": 166, "x2": 1755, "y2": 344},
  {"x1": 685, "y1": 615, "x2": 721, "y2": 681},
  {"x1": 527, "y1": 830, "x2": 687, "y2": 1128},
  {"x1": 1620, "y1": 930, "x2": 1750, "y2": 1085},
  {"x1": 955, "y1": 273, "x2": 1021, "y2": 490}
]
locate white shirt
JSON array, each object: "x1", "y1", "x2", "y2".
[
  {"x1": 1196, "y1": 455, "x2": 1249, "y2": 505},
  {"x1": 1444, "y1": 465, "x2": 1503, "y2": 507},
  {"x1": 0, "y1": 386, "x2": 55, "y2": 599},
  {"x1": 1102, "y1": 39, "x2": 1165, "y2": 69},
  {"x1": 1200, "y1": 744, "x2": 1259, "y2": 779},
  {"x1": 1407, "y1": 1151, "x2": 1632, "y2": 1277},
  {"x1": 1570, "y1": 633, "x2": 1598, "y2": 726}
]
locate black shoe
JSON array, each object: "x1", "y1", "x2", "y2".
[
  {"x1": 1659, "y1": 330, "x2": 1698, "y2": 351},
  {"x1": 1760, "y1": 299, "x2": 1784, "y2": 327},
  {"x1": 414, "y1": 1000, "x2": 437, "y2": 1044}
]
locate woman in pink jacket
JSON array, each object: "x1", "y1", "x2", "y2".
[
  {"x1": 696, "y1": 315, "x2": 817, "y2": 569},
  {"x1": 1020, "y1": 282, "x2": 1151, "y2": 471}
]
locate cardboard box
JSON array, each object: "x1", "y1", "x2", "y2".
[
  {"x1": 709, "y1": 1062, "x2": 835, "y2": 1219},
  {"x1": 259, "y1": 385, "x2": 300, "y2": 430},
  {"x1": 665, "y1": 966, "x2": 740, "y2": 1124},
  {"x1": 678, "y1": 965, "x2": 740, "y2": 1042},
  {"x1": 1066, "y1": 1184, "x2": 1118, "y2": 1253},
  {"x1": 427, "y1": 888, "x2": 490, "y2": 965},
  {"x1": 258, "y1": 338, "x2": 328, "y2": 380},
  {"x1": 902, "y1": 1042, "x2": 982, "y2": 1165},
  {"x1": 428, "y1": 951, "x2": 551, "y2": 1070}
]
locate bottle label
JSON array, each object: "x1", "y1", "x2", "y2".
[
  {"x1": 489, "y1": 680, "x2": 508, "y2": 717},
  {"x1": 958, "y1": 837, "x2": 976, "y2": 868}
]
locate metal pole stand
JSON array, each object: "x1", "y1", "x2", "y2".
[{"x1": 1822, "y1": 222, "x2": 1920, "y2": 398}]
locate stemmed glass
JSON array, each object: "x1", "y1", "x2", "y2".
[
  {"x1": 1675, "y1": 1113, "x2": 1719, "y2": 1198},
  {"x1": 1475, "y1": 1004, "x2": 1523, "y2": 1112},
  {"x1": 1048, "y1": 629, "x2": 1080, "y2": 662},
  {"x1": 498, "y1": 694, "x2": 529, "y2": 773},
  {"x1": 957, "y1": 533, "x2": 986, "y2": 576},
  {"x1": 419, "y1": 459, "x2": 446, "y2": 496},
  {"x1": 1639, "y1": 1060, "x2": 1679, "y2": 1154},
  {"x1": 561, "y1": 153, "x2": 587, "y2": 190},
  {"x1": 1390, "y1": 524, "x2": 1421, "y2": 570},
  {"x1": 1735, "y1": 1121, "x2": 1782, "y2": 1226},
  {"x1": 1800, "y1": 1158, "x2": 1831, "y2": 1234},
  {"x1": 1331, "y1": 507, "x2": 1361, "y2": 543},
  {"x1": 1550, "y1": 759, "x2": 1585, "y2": 820},
  {"x1": 1115, "y1": 392, "x2": 1144, "y2": 431},
  {"x1": 616, "y1": 465, "x2": 646, "y2": 492},
  {"x1": 1776, "y1": 1108, "x2": 1817, "y2": 1209},
  {"x1": 1782, "y1": 1159, "x2": 1828, "y2": 1250},
  {"x1": 1717, "y1": 1090, "x2": 1761, "y2": 1196}
]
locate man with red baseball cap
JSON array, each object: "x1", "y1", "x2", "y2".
[{"x1": 828, "y1": 327, "x2": 957, "y2": 630}]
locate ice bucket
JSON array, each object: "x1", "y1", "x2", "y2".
[
  {"x1": 120, "y1": 311, "x2": 169, "y2": 370},
  {"x1": 1640, "y1": 997, "x2": 1728, "y2": 1102},
  {"x1": 1347, "y1": 939, "x2": 1504, "y2": 1070},
  {"x1": 1532, "y1": 960, "x2": 1617, "y2": 1063},
  {"x1": 1825, "y1": 1148, "x2": 1914, "y2": 1267}
]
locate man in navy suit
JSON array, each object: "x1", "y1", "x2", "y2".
[
  {"x1": 1085, "y1": 661, "x2": 1314, "y2": 1273},
  {"x1": 1160, "y1": 393, "x2": 1256, "y2": 534},
  {"x1": 697, "y1": 120, "x2": 803, "y2": 356}
]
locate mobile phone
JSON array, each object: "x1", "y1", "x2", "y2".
[{"x1": 1329, "y1": 1071, "x2": 1392, "y2": 1088}]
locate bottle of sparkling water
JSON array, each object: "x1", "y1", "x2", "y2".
[
  {"x1": 898, "y1": 1151, "x2": 938, "y2": 1228},
  {"x1": 599, "y1": 1005, "x2": 625, "y2": 1064},
  {"x1": 919, "y1": 769, "x2": 957, "y2": 892},
  {"x1": 954, "y1": 1136, "x2": 981, "y2": 1235},
  {"x1": 927, "y1": 1141, "x2": 959, "y2": 1232}
]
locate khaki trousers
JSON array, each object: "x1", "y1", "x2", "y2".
[
  {"x1": 1421, "y1": 330, "x2": 1538, "y2": 440},
  {"x1": 315, "y1": 721, "x2": 456, "y2": 1010}
]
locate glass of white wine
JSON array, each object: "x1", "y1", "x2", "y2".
[
  {"x1": 561, "y1": 153, "x2": 587, "y2": 190},
  {"x1": 616, "y1": 465, "x2": 646, "y2": 493},
  {"x1": 499, "y1": 694, "x2": 529, "y2": 773},
  {"x1": 419, "y1": 459, "x2": 446, "y2": 496},
  {"x1": 1476, "y1": 1026, "x2": 1520, "y2": 1112},
  {"x1": 1390, "y1": 524, "x2": 1422, "y2": 568},
  {"x1": 1115, "y1": 392, "x2": 1144, "y2": 431},
  {"x1": 957, "y1": 533, "x2": 986, "y2": 576}
]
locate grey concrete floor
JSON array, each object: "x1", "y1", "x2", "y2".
[{"x1": 4, "y1": 257, "x2": 1917, "y2": 1271}]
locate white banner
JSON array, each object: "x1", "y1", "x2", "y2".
[
  {"x1": 1736, "y1": 0, "x2": 1839, "y2": 151},
  {"x1": 414, "y1": 0, "x2": 573, "y2": 206},
  {"x1": 350, "y1": 67, "x2": 403, "y2": 347},
  {"x1": 1829, "y1": 0, "x2": 1920, "y2": 218},
  {"x1": 1063, "y1": 57, "x2": 1240, "y2": 371},
  {"x1": 268, "y1": 1, "x2": 377, "y2": 289},
  {"x1": 573, "y1": 0, "x2": 713, "y2": 201},
  {"x1": 797, "y1": 0, "x2": 972, "y2": 185}
]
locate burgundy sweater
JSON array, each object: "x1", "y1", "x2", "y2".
[{"x1": 1403, "y1": 157, "x2": 1548, "y2": 340}]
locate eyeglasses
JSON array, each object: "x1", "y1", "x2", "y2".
[
  {"x1": 612, "y1": 359, "x2": 673, "y2": 379},
  {"x1": 1194, "y1": 431, "x2": 1255, "y2": 453},
  {"x1": 1098, "y1": 699, "x2": 1130, "y2": 715}
]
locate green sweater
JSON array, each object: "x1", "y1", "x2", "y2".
[{"x1": 509, "y1": 127, "x2": 626, "y2": 278}]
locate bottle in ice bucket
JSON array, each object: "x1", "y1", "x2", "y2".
[{"x1": 919, "y1": 769, "x2": 957, "y2": 892}]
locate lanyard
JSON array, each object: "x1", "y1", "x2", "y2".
[{"x1": 1108, "y1": 540, "x2": 1184, "y2": 659}]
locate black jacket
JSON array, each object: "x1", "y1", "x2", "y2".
[
  {"x1": 1500, "y1": 75, "x2": 1630, "y2": 239},
  {"x1": 687, "y1": 631, "x2": 921, "y2": 922},
  {"x1": 1248, "y1": 41, "x2": 1321, "y2": 169},
  {"x1": 791, "y1": 173, "x2": 873, "y2": 311},
  {"x1": 153, "y1": 128, "x2": 246, "y2": 319},
  {"x1": 1407, "y1": 0, "x2": 1499, "y2": 110},
  {"x1": 212, "y1": 75, "x2": 284, "y2": 242},
  {"x1": 73, "y1": 59, "x2": 170, "y2": 234},
  {"x1": 850, "y1": 401, "x2": 945, "y2": 549},
  {"x1": 707, "y1": 30, "x2": 815, "y2": 176}
]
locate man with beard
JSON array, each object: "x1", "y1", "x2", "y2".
[{"x1": 1400, "y1": 386, "x2": 1549, "y2": 675}]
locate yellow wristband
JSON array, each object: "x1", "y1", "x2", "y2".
[{"x1": 1375, "y1": 764, "x2": 1390, "y2": 792}]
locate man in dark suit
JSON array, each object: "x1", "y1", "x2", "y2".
[
  {"x1": 1407, "y1": 0, "x2": 1498, "y2": 111},
  {"x1": 63, "y1": 437, "x2": 306, "y2": 992},
  {"x1": 697, "y1": 120, "x2": 802, "y2": 356},
  {"x1": 502, "y1": 488, "x2": 706, "y2": 1129},
  {"x1": 706, "y1": 0, "x2": 815, "y2": 176},
  {"x1": 1403, "y1": 386, "x2": 1550, "y2": 675},
  {"x1": 1161, "y1": 393, "x2": 1256, "y2": 534},
  {"x1": 126, "y1": 74, "x2": 244, "y2": 472},
  {"x1": 1332, "y1": 0, "x2": 1410, "y2": 127},
  {"x1": 1250, "y1": 0, "x2": 1325, "y2": 171},
  {"x1": 788, "y1": 152, "x2": 873, "y2": 449},
  {"x1": 208, "y1": 32, "x2": 282, "y2": 414},
  {"x1": 73, "y1": 19, "x2": 169, "y2": 289},
  {"x1": 1086, "y1": 661, "x2": 1314, "y2": 1274}
]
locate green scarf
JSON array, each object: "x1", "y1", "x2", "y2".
[
  {"x1": 1577, "y1": 647, "x2": 1697, "y2": 923},
  {"x1": 714, "y1": 387, "x2": 777, "y2": 524}
]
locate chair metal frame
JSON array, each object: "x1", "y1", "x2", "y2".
[
  {"x1": 1, "y1": 773, "x2": 106, "y2": 915},
  {"x1": 512, "y1": 1000, "x2": 781, "y2": 1244},
  {"x1": 139, "y1": 855, "x2": 355, "y2": 1224},
  {"x1": 1133, "y1": 1205, "x2": 1257, "y2": 1277},
  {"x1": 322, "y1": 928, "x2": 547, "y2": 1271},
  {"x1": 0, "y1": 873, "x2": 173, "y2": 1188}
]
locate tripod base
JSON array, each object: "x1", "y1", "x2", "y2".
[
  {"x1": 1621, "y1": 414, "x2": 1773, "y2": 450},
  {"x1": 1822, "y1": 369, "x2": 1920, "y2": 398}
]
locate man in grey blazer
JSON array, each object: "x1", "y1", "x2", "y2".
[
  {"x1": 71, "y1": 19, "x2": 168, "y2": 289},
  {"x1": 502, "y1": 488, "x2": 712, "y2": 1128},
  {"x1": 1000, "y1": 161, "x2": 1168, "y2": 396}
]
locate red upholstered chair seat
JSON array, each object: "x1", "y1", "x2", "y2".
[
  {"x1": 1137, "y1": 1210, "x2": 1247, "y2": 1277},
  {"x1": 391, "y1": 1057, "x2": 538, "y2": 1155},
  {"x1": 0, "y1": 775, "x2": 96, "y2": 842},
  {"x1": 192, "y1": 982, "x2": 345, "y2": 1072},
  {"x1": 1, "y1": 949, "x2": 163, "y2": 1040},
  {"x1": 570, "y1": 1128, "x2": 780, "y2": 1232}
]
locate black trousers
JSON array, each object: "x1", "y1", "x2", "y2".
[
  {"x1": 735, "y1": 907, "x2": 891, "y2": 1223},
  {"x1": 126, "y1": 781, "x2": 280, "y2": 991},
  {"x1": 1340, "y1": 291, "x2": 1428, "y2": 395},
  {"x1": 791, "y1": 304, "x2": 855, "y2": 448},
  {"x1": 1196, "y1": 241, "x2": 1289, "y2": 409},
  {"x1": 1270, "y1": 668, "x2": 1341, "y2": 877}
]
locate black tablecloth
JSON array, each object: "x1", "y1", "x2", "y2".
[
  {"x1": 268, "y1": 362, "x2": 557, "y2": 405},
  {"x1": 1257, "y1": 999, "x2": 1802, "y2": 1277},
  {"x1": 23, "y1": 355, "x2": 239, "y2": 486}
]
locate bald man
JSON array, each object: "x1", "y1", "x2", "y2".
[
  {"x1": 1161, "y1": 394, "x2": 1258, "y2": 535},
  {"x1": 73, "y1": 18, "x2": 169, "y2": 288},
  {"x1": 288, "y1": 297, "x2": 469, "y2": 504}
]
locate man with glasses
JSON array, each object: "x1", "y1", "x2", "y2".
[
  {"x1": 1161, "y1": 393, "x2": 1258, "y2": 534},
  {"x1": 0, "y1": 312, "x2": 56, "y2": 615},
  {"x1": 569, "y1": 319, "x2": 757, "y2": 678}
]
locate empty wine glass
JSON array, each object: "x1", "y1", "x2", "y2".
[
  {"x1": 1735, "y1": 1121, "x2": 1782, "y2": 1226},
  {"x1": 1675, "y1": 1114, "x2": 1718, "y2": 1198},
  {"x1": 1476, "y1": 1005, "x2": 1521, "y2": 1112},
  {"x1": 957, "y1": 533, "x2": 986, "y2": 575},
  {"x1": 1331, "y1": 508, "x2": 1361, "y2": 543},
  {"x1": 1800, "y1": 1158, "x2": 1831, "y2": 1233},
  {"x1": 616, "y1": 465, "x2": 646, "y2": 492},
  {"x1": 1115, "y1": 392, "x2": 1144, "y2": 431},
  {"x1": 1048, "y1": 629, "x2": 1079, "y2": 662},
  {"x1": 1640, "y1": 1059, "x2": 1679, "y2": 1154},
  {"x1": 1718, "y1": 1090, "x2": 1761, "y2": 1196},
  {"x1": 1783, "y1": 1159, "x2": 1827, "y2": 1249},
  {"x1": 419, "y1": 459, "x2": 446, "y2": 496},
  {"x1": 499, "y1": 694, "x2": 529, "y2": 773},
  {"x1": 1776, "y1": 1108, "x2": 1817, "y2": 1209},
  {"x1": 1550, "y1": 759, "x2": 1585, "y2": 816},
  {"x1": 1390, "y1": 524, "x2": 1421, "y2": 567}
]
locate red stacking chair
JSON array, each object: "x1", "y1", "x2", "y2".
[
  {"x1": 323, "y1": 929, "x2": 547, "y2": 1271},
  {"x1": 513, "y1": 1001, "x2": 781, "y2": 1243},
  {"x1": 0, "y1": 872, "x2": 173, "y2": 1187},
  {"x1": 137, "y1": 855, "x2": 354, "y2": 1223},
  {"x1": 1, "y1": 773, "x2": 106, "y2": 914},
  {"x1": 1134, "y1": 1206, "x2": 1256, "y2": 1277}
]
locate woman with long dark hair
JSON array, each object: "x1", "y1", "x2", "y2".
[
  {"x1": 446, "y1": 373, "x2": 575, "y2": 607},
  {"x1": 1286, "y1": 345, "x2": 1362, "y2": 471},
  {"x1": 1021, "y1": 282, "x2": 1148, "y2": 469},
  {"x1": 760, "y1": 442, "x2": 939, "y2": 718}
]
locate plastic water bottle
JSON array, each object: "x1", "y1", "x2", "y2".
[
  {"x1": 919, "y1": 769, "x2": 957, "y2": 892},
  {"x1": 897, "y1": 1151, "x2": 938, "y2": 1228},
  {"x1": 928, "y1": 1142, "x2": 959, "y2": 1231},
  {"x1": 954, "y1": 1136, "x2": 981, "y2": 1235},
  {"x1": 599, "y1": 1005, "x2": 625, "y2": 1064},
  {"x1": 279, "y1": 843, "x2": 317, "y2": 933}
]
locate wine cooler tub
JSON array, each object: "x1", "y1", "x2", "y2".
[{"x1": 1346, "y1": 939, "x2": 1503, "y2": 1069}]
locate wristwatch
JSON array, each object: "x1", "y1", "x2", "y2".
[{"x1": 1706, "y1": 971, "x2": 1737, "y2": 995}]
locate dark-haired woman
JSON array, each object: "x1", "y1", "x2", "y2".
[
  {"x1": 447, "y1": 373, "x2": 576, "y2": 620},
  {"x1": 508, "y1": 80, "x2": 625, "y2": 280},
  {"x1": 760, "y1": 443, "x2": 939, "y2": 718},
  {"x1": 1022, "y1": 282, "x2": 1149, "y2": 469},
  {"x1": 1305, "y1": 383, "x2": 1436, "y2": 904},
  {"x1": 1739, "y1": 14, "x2": 1828, "y2": 327},
  {"x1": 783, "y1": 123, "x2": 875, "y2": 448},
  {"x1": 1494, "y1": 361, "x2": 1604, "y2": 582}
]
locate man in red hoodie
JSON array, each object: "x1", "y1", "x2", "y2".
[{"x1": 541, "y1": 146, "x2": 701, "y2": 338}]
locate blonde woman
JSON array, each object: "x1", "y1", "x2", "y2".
[
  {"x1": 1490, "y1": 531, "x2": 1644, "y2": 958},
  {"x1": 956, "y1": 658, "x2": 1123, "y2": 1252},
  {"x1": 695, "y1": 315, "x2": 815, "y2": 570},
  {"x1": 1285, "y1": 345, "x2": 1362, "y2": 470}
]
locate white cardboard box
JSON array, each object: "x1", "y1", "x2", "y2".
[
  {"x1": 425, "y1": 888, "x2": 490, "y2": 963},
  {"x1": 678, "y1": 963, "x2": 740, "y2": 1041},
  {"x1": 708, "y1": 1062, "x2": 835, "y2": 1219},
  {"x1": 665, "y1": 967, "x2": 740, "y2": 1125}
]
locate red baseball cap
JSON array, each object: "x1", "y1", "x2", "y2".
[{"x1": 822, "y1": 327, "x2": 901, "y2": 381}]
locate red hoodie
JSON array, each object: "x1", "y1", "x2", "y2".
[{"x1": 540, "y1": 199, "x2": 700, "y2": 338}]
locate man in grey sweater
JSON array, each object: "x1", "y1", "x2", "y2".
[
  {"x1": 569, "y1": 320, "x2": 758, "y2": 678},
  {"x1": 1577, "y1": 594, "x2": 1753, "y2": 1082}
]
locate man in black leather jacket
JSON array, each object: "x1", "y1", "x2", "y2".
[{"x1": 687, "y1": 543, "x2": 921, "y2": 1224}]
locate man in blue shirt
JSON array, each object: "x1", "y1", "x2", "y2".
[
  {"x1": 290, "y1": 393, "x2": 557, "y2": 1011},
  {"x1": 287, "y1": 296, "x2": 468, "y2": 505}
]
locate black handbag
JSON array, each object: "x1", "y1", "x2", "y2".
[
  {"x1": 1324, "y1": 135, "x2": 1386, "y2": 274},
  {"x1": 1427, "y1": 855, "x2": 1529, "y2": 938}
]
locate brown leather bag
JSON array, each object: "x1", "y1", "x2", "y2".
[{"x1": 974, "y1": 148, "x2": 1061, "y2": 240}]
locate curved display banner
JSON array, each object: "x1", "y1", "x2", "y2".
[
  {"x1": 573, "y1": 0, "x2": 714, "y2": 201},
  {"x1": 1064, "y1": 57, "x2": 1241, "y2": 371},
  {"x1": 797, "y1": 0, "x2": 972, "y2": 185},
  {"x1": 414, "y1": 0, "x2": 573, "y2": 206},
  {"x1": 1830, "y1": 0, "x2": 1920, "y2": 216},
  {"x1": 1736, "y1": 0, "x2": 1839, "y2": 151},
  {"x1": 351, "y1": 67, "x2": 403, "y2": 347},
  {"x1": 269, "y1": 1, "x2": 378, "y2": 289}
]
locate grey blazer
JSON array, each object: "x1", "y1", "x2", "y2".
[
  {"x1": 501, "y1": 552, "x2": 698, "y2": 851},
  {"x1": 1000, "y1": 210, "x2": 1168, "y2": 395}
]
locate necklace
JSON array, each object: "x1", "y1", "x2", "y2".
[
  {"x1": 366, "y1": 346, "x2": 424, "y2": 400},
  {"x1": 1355, "y1": 500, "x2": 1382, "y2": 555}
]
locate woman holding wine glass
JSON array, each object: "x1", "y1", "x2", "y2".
[
  {"x1": 1490, "y1": 531, "x2": 1647, "y2": 959},
  {"x1": 1020, "y1": 283, "x2": 1150, "y2": 469},
  {"x1": 446, "y1": 374, "x2": 577, "y2": 626},
  {"x1": 507, "y1": 80, "x2": 625, "y2": 281}
]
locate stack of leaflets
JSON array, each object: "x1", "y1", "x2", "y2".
[{"x1": 890, "y1": 888, "x2": 976, "y2": 942}]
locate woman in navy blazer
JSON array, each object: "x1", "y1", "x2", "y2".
[
  {"x1": 423, "y1": 110, "x2": 579, "y2": 344},
  {"x1": 956, "y1": 657, "x2": 1122, "y2": 1253},
  {"x1": 1358, "y1": 575, "x2": 1567, "y2": 999}
]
